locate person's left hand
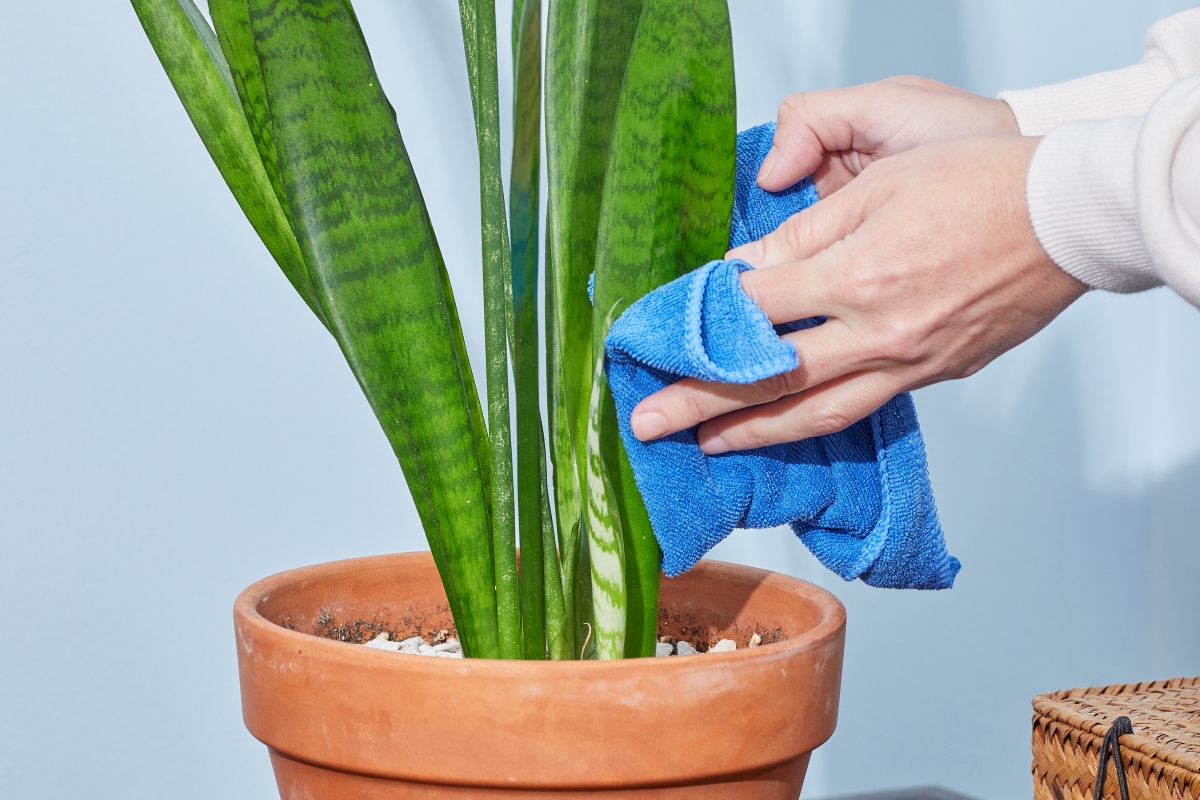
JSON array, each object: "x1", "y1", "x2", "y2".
[{"x1": 628, "y1": 134, "x2": 1087, "y2": 454}]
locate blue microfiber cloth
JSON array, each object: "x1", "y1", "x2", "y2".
[{"x1": 603, "y1": 122, "x2": 960, "y2": 589}]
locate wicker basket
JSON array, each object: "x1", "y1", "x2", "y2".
[{"x1": 1033, "y1": 677, "x2": 1200, "y2": 800}]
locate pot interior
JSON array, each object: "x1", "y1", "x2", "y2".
[{"x1": 256, "y1": 554, "x2": 832, "y2": 654}]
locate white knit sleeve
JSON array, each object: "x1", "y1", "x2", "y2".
[
  {"x1": 999, "y1": 9, "x2": 1200, "y2": 135},
  {"x1": 1137, "y1": 77, "x2": 1200, "y2": 307},
  {"x1": 1024, "y1": 76, "x2": 1200, "y2": 307}
]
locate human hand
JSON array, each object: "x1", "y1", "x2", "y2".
[
  {"x1": 628, "y1": 135, "x2": 1086, "y2": 453},
  {"x1": 760, "y1": 76, "x2": 1020, "y2": 198}
]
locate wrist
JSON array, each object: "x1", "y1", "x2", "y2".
[{"x1": 989, "y1": 97, "x2": 1020, "y2": 136}]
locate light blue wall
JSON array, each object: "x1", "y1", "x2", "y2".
[{"x1": 0, "y1": 2, "x2": 1196, "y2": 799}]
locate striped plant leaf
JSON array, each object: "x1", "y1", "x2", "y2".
[
  {"x1": 130, "y1": 0, "x2": 321, "y2": 319},
  {"x1": 209, "y1": 0, "x2": 289, "y2": 221},
  {"x1": 585, "y1": 306, "x2": 626, "y2": 661},
  {"x1": 540, "y1": 437, "x2": 572, "y2": 660},
  {"x1": 544, "y1": 0, "x2": 646, "y2": 659},
  {"x1": 545, "y1": 257, "x2": 583, "y2": 658},
  {"x1": 591, "y1": 0, "x2": 738, "y2": 657},
  {"x1": 457, "y1": 0, "x2": 522, "y2": 659},
  {"x1": 210, "y1": 0, "x2": 491, "y2": 586},
  {"x1": 508, "y1": 0, "x2": 560, "y2": 660},
  {"x1": 247, "y1": 0, "x2": 499, "y2": 658}
]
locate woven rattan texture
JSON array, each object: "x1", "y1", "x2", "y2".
[{"x1": 1032, "y1": 677, "x2": 1200, "y2": 800}]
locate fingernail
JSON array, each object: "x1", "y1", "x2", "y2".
[
  {"x1": 631, "y1": 411, "x2": 668, "y2": 442},
  {"x1": 699, "y1": 434, "x2": 731, "y2": 455},
  {"x1": 757, "y1": 148, "x2": 777, "y2": 185},
  {"x1": 726, "y1": 240, "x2": 763, "y2": 265}
]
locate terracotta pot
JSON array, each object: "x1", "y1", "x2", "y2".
[{"x1": 234, "y1": 552, "x2": 846, "y2": 799}]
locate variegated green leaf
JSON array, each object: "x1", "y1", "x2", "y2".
[
  {"x1": 592, "y1": 0, "x2": 737, "y2": 658},
  {"x1": 131, "y1": 0, "x2": 321, "y2": 319},
  {"x1": 247, "y1": 0, "x2": 498, "y2": 657},
  {"x1": 587, "y1": 306, "x2": 626, "y2": 661},
  {"x1": 545, "y1": 0, "x2": 646, "y2": 660}
]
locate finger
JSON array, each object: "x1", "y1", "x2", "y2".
[
  {"x1": 629, "y1": 320, "x2": 865, "y2": 441},
  {"x1": 810, "y1": 152, "x2": 860, "y2": 198},
  {"x1": 757, "y1": 85, "x2": 884, "y2": 192},
  {"x1": 726, "y1": 174, "x2": 872, "y2": 269},
  {"x1": 696, "y1": 371, "x2": 906, "y2": 454}
]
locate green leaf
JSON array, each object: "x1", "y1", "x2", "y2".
[
  {"x1": 592, "y1": 0, "x2": 738, "y2": 657},
  {"x1": 209, "y1": 0, "x2": 286, "y2": 218},
  {"x1": 545, "y1": 262, "x2": 581, "y2": 657},
  {"x1": 508, "y1": 0, "x2": 551, "y2": 659},
  {"x1": 247, "y1": 0, "x2": 498, "y2": 658},
  {"x1": 585, "y1": 306, "x2": 626, "y2": 661},
  {"x1": 458, "y1": 0, "x2": 523, "y2": 660},
  {"x1": 540, "y1": 438, "x2": 572, "y2": 660},
  {"x1": 544, "y1": 0, "x2": 646, "y2": 658},
  {"x1": 131, "y1": 0, "x2": 322, "y2": 319}
]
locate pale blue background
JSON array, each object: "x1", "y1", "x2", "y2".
[{"x1": 1, "y1": 2, "x2": 1197, "y2": 798}]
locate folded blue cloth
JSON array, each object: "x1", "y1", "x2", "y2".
[{"x1": 603, "y1": 122, "x2": 960, "y2": 589}]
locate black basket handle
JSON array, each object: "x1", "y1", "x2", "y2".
[{"x1": 1093, "y1": 716, "x2": 1134, "y2": 800}]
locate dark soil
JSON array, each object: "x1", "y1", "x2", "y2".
[
  {"x1": 656, "y1": 606, "x2": 787, "y2": 653},
  {"x1": 293, "y1": 605, "x2": 786, "y2": 654},
  {"x1": 287, "y1": 606, "x2": 457, "y2": 646}
]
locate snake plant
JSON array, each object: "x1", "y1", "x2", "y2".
[{"x1": 133, "y1": 0, "x2": 735, "y2": 660}]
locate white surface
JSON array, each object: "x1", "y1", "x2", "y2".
[{"x1": 1, "y1": 2, "x2": 1198, "y2": 800}]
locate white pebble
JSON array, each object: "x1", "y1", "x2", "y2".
[
  {"x1": 433, "y1": 640, "x2": 461, "y2": 653},
  {"x1": 710, "y1": 639, "x2": 737, "y2": 653},
  {"x1": 363, "y1": 634, "x2": 401, "y2": 651},
  {"x1": 397, "y1": 636, "x2": 429, "y2": 649},
  {"x1": 417, "y1": 643, "x2": 436, "y2": 655},
  {"x1": 436, "y1": 650, "x2": 464, "y2": 659},
  {"x1": 675, "y1": 640, "x2": 698, "y2": 656},
  {"x1": 655, "y1": 642, "x2": 674, "y2": 658},
  {"x1": 749, "y1": 633, "x2": 762, "y2": 648}
]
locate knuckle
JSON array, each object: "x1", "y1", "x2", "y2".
[
  {"x1": 806, "y1": 405, "x2": 854, "y2": 437},
  {"x1": 834, "y1": 247, "x2": 877, "y2": 302},
  {"x1": 778, "y1": 92, "x2": 809, "y2": 122},
  {"x1": 875, "y1": 323, "x2": 926, "y2": 364},
  {"x1": 772, "y1": 214, "x2": 812, "y2": 257},
  {"x1": 882, "y1": 74, "x2": 932, "y2": 89},
  {"x1": 756, "y1": 370, "x2": 801, "y2": 402},
  {"x1": 679, "y1": 391, "x2": 710, "y2": 427}
]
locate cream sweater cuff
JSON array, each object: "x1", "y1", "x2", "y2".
[
  {"x1": 1000, "y1": 61, "x2": 1174, "y2": 136},
  {"x1": 1025, "y1": 117, "x2": 1160, "y2": 294}
]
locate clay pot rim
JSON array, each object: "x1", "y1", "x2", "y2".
[{"x1": 234, "y1": 551, "x2": 846, "y2": 672}]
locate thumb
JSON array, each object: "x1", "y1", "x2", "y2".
[{"x1": 757, "y1": 84, "x2": 891, "y2": 193}]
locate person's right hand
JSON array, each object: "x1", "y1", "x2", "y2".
[{"x1": 760, "y1": 76, "x2": 1020, "y2": 197}]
